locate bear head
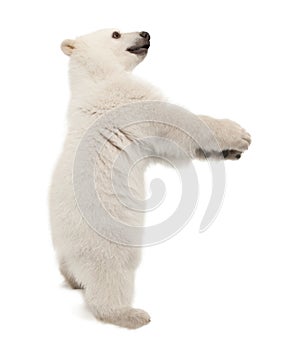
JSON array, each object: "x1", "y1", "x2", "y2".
[{"x1": 61, "y1": 29, "x2": 151, "y2": 78}]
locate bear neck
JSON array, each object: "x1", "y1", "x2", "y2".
[{"x1": 68, "y1": 63, "x2": 132, "y2": 99}]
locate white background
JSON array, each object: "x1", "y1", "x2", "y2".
[{"x1": 0, "y1": 0, "x2": 300, "y2": 344}]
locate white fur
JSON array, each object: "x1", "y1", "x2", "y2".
[{"x1": 49, "y1": 28, "x2": 251, "y2": 329}]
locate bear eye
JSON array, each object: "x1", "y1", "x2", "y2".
[{"x1": 112, "y1": 31, "x2": 121, "y2": 39}]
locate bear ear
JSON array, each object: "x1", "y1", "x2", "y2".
[{"x1": 61, "y1": 39, "x2": 76, "y2": 56}]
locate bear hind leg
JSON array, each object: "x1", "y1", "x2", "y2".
[
  {"x1": 83, "y1": 262, "x2": 150, "y2": 329},
  {"x1": 59, "y1": 260, "x2": 83, "y2": 290}
]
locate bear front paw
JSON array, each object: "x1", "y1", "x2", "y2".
[{"x1": 217, "y1": 119, "x2": 251, "y2": 159}]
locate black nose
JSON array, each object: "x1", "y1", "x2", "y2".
[{"x1": 139, "y1": 31, "x2": 150, "y2": 40}]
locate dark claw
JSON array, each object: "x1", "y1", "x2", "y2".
[{"x1": 222, "y1": 150, "x2": 229, "y2": 158}]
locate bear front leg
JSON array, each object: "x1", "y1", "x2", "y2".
[{"x1": 198, "y1": 116, "x2": 251, "y2": 160}]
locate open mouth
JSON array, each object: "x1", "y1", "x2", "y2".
[{"x1": 126, "y1": 43, "x2": 150, "y2": 55}]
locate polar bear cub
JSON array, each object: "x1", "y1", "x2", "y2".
[{"x1": 49, "y1": 28, "x2": 251, "y2": 329}]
